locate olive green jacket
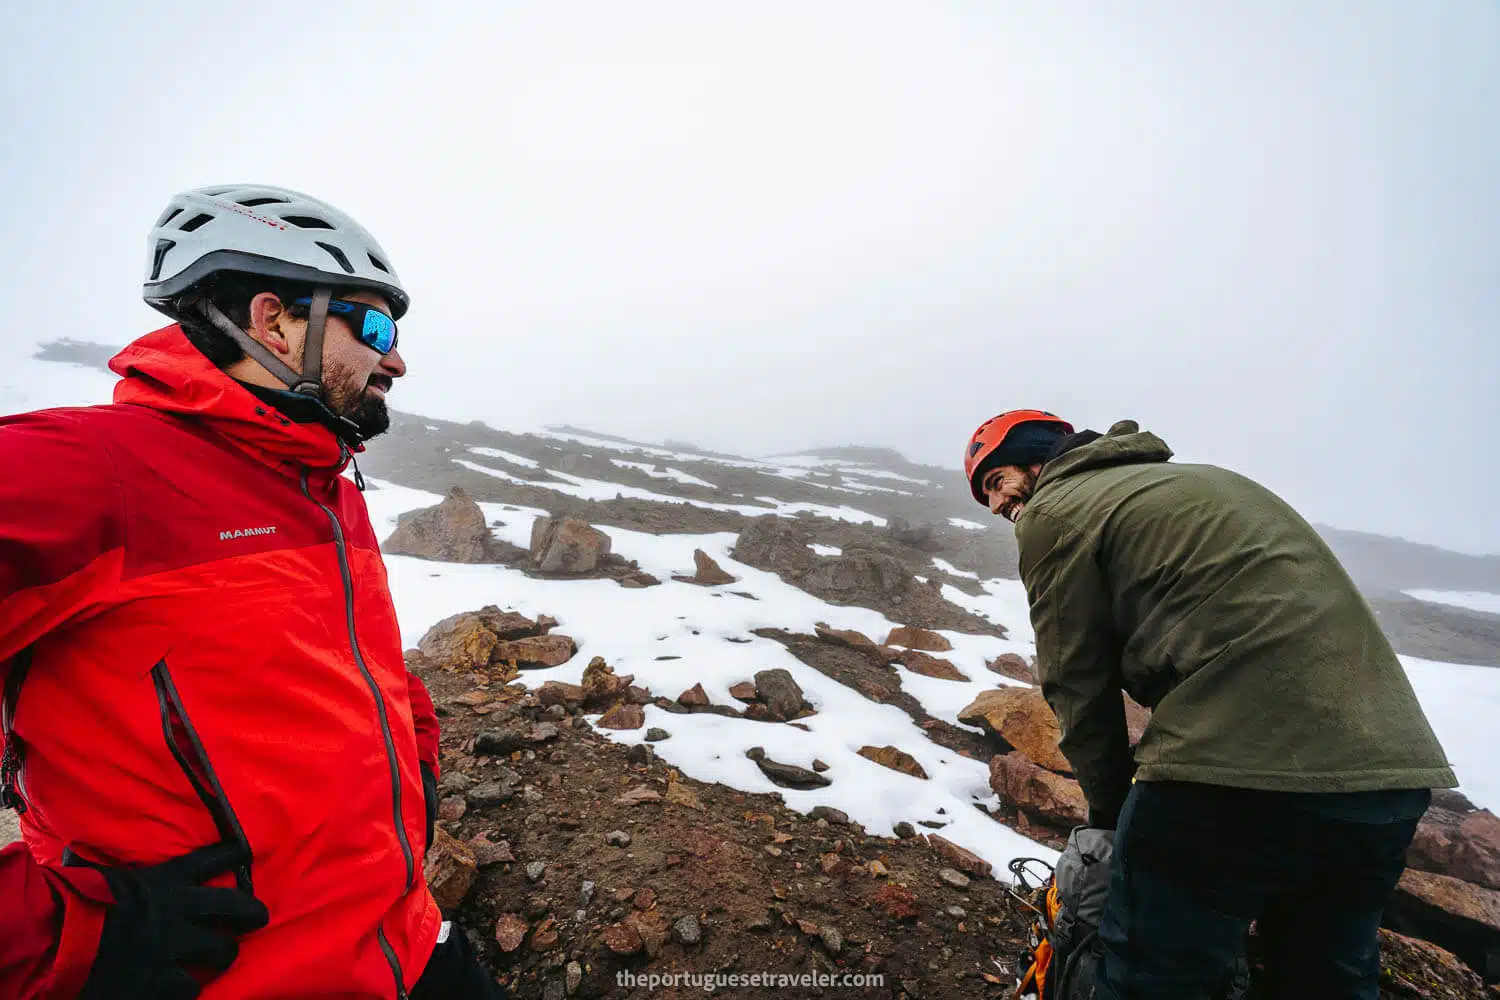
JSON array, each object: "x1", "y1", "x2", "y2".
[{"x1": 1015, "y1": 421, "x2": 1456, "y2": 825}]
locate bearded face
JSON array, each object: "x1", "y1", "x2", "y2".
[
  {"x1": 323, "y1": 354, "x2": 394, "y2": 440},
  {"x1": 983, "y1": 464, "x2": 1041, "y2": 523}
]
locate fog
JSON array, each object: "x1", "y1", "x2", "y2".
[{"x1": 2, "y1": 1, "x2": 1495, "y2": 551}]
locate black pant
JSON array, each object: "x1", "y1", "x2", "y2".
[
  {"x1": 1094, "y1": 780, "x2": 1427, "y2": 1000},
  {"x1": 412, "y1": 924, "x2": 510, "y2": 1000}
]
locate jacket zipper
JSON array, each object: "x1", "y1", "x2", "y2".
[
  {"x1": 302, "y1": 471, "x2": 413, "y2": 998},
  {"x1": 379, "y1": 927, "x2": 410, "y2": 1000},
  {"x1": 1, "y1": 648, "x2": 35, "y2": 815},
  {"x1": 151, "y1": 660, "x2": 254, "y2": 893}
]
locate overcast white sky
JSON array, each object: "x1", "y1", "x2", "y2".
[{"x1": 2, "y1": 1, "x2": 1496, "y2": 553}]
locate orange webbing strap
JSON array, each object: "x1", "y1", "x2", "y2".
[{"x1": 1013, "y1": 883, "x2": 1065, "y2": 1000}]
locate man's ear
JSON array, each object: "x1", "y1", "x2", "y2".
[{"x1": 247, "y1": 293, "x2": 297, "y2": 359}]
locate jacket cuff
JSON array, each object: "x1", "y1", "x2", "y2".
[{"x1": 40, "y1": 864, "x2": 111, "y2": 999}]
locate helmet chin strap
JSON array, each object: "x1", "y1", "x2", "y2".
[
  {"x1": 291, "y1": 288, "x2": 331, "y2": 397},
  {"x1": 190, "y1": 289, "x2": 366, "y2": 447}
]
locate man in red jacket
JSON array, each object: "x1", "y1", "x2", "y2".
[{"x1": 0, "y1": 185, "x2": 506, "y2": 999}]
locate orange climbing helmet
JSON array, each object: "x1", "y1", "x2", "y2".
[{"x1": 963, "y1": 409, "x2": 1074, "y2": 505}]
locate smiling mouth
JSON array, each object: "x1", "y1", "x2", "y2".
[{"x1": 367, "y1": 376, "x2": 393, "y2": 395}]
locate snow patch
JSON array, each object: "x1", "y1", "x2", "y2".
[
  {"x1": 470, "y1": 446, "x2": 541, "y2": 470},
  {"x1": 1404, "y1": 590, "x2": 1500, "y2": 617}
]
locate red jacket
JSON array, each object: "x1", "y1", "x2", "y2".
[{"x1": 0, "y1": 326, "x2": 442, "y2": 998}]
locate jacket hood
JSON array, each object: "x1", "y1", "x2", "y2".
[
  {"x1": 1034, "y1": 419, "x2": 1173, "y2": 492},
  {"x1": 109, "y1": 324, "x2": 350, "y2": 474}
]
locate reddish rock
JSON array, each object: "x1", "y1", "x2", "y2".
[
  {"x1": 424, "y1": 828, "x2": 477, "y2": 912},
  {"x1": 529, "y1": 917, "x2": 558, "y2": 951},
  {"x1": 384, "y1": 487, "x2": 493, "y2": 562},
  {"x1": 678, "y1": 683, "x2": 711, "y2": 707},
  {"x1": 820, "y1": 852, "x2": 854, "y2": 878},
  {"x1": 728, "y1": 681, "x2": 759, "y2": 702},
  {"x1": 858, "y1": 745, "x2": 928, "y2": 779},
  {"x1": 814, "y1": 624, "x2": 881, "y2": 653},
  {"x1": 872, "y1": 883, "x2": 920, "y2": 921},
  {"x1": 744, "y1": 704, "x2": 775, "y2": 722},
  {"x1": 1376, "y1": 928, "x2": 1486, "y2": 994},
  {"x1": 1387, "y1": 868, "x2": 1500, "y2": 979},
  {"x1": 673, "y1": 549, "x2": 737, "y2": 586},
  {"x1": 469, "y1": 835, "x2": 514, "y2": 867},
  {"x1": 989, "y1": 752, "x2": 1089, "y2": 829},
  {"x1": 418, "y1": 612, "x2": 499, "y2": 672},
  {"x1": 615, "y1": 786, "x2": 662, "y2": 805},
  {"x1": 437, "y1": 796, "x2": 467, "y2": 822},
  {"x1": 629, "y1": 909, "x2": 671, "y2": 958},
  {"x1": 634, "y1": 887, "x2": 658, "y2": 910},
  {"x1": 494, "y1": 913, "x2": 529, "y2": 952},
  {"x1": 986, "y1": 653, "x2": 1036, "y2": 684},
  {"x1": 530, "y1": 516, "x2": 612, "y2": 573},
  {"x1": 490, "y1": 634, "x2": 577, "y2": 669},
  {"x1": 665, "y1": 778, "x2": 705, "y2": 811},
  {"x1": 1407, "y1": 802, "x2": 1500, "y2": 891},
  {"x1": 581, "y1": 657, "x2": 634, "y2": 710},
  {"x1": 602, "y1": 921, "x2": 643, "y2": 955},
  {"x1": 885, "y1": 626, "x2": 953, "y2": 652},
  {"x1": 536, "y1": 681, "x2": 585, "y2": 709},
  {"x1": 754, "y1": 668, "x2": 807, "y2": 721},
  {"x1": 856, "y1": 679, "x2": 893, "y2": 703},
  {"x1": 959, "y1": 687, "x2": 1071, "y2": 774},
  {"x1": 1451, "y1": 811, "x2": 1500, "y2": 892},
  {"x1": 928, "y1": 834, "x2": 993, "y2": 879},
  {"x1": 597, "y1": 703, "x2": 646, "y2": 730},
  {"x1": 897, "y1": 649, "x2": 970, "y2": 682},
  {"x1": 474, "y1": 607, "x2": 547, "y2": 640}
]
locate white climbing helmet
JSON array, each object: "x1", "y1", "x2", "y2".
[{"x1": 142, "y1": 183, "x2": 409, "y2": 318}]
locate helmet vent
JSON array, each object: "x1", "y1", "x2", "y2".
[
  {"x1": 156, "y1": 207, "x2": 183, "y2": 227},
  {"x1": 367, "y1": 252, "x2": 391, "y2": 274},
  {"x1": 283, "y1": 215, "x2": 335, "y2": 230},
  {"x1": 237, "y1": 196, "x2": 288, "y2": 207},
  {"x1": 178, "y1": 213, "x2": 215, "y2": 233},
  {"x1": 149, "y1": 239, "x2": 176, "y2": 281},
  {"x1": 316, "y1": 241, "x2": 356, "y2": 274}
]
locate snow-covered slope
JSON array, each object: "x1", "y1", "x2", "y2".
[{"x1": 364, "y1": 480, "x2": 1055, "y2": 873}]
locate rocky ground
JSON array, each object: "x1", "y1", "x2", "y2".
[
  {"x1": 412, "y1": 653, "x2": 1500, "y2": 998},
  {"x1": 0, "y1": 809, "x2": 18, "y2": 850},
  {"x1": 418, "y1": 662, "x2": 1041, "y2": 1000}
]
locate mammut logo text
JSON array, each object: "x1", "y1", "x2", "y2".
[{"x1": 220, "y1": 526, "x2": 278, "y2": 541}]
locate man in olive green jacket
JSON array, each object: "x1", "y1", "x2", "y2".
[{"x1": 962, "y1": 410, "x2": 1456, "y2": 999}]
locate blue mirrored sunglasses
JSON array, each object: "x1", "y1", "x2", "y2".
[{"x1": 292, "y1": 297, "x2": 399, "y2": 354}]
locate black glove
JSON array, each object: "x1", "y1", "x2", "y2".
[
  {"x1": 421, "y1": 762, "x2": 439, "y2": 853},
  {"x1": 412, "y1": 924, "x2": 511, "y2": 1000},
  {"x1": 71, "y1": 841, "x2": 269, "y2": 1000}
]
